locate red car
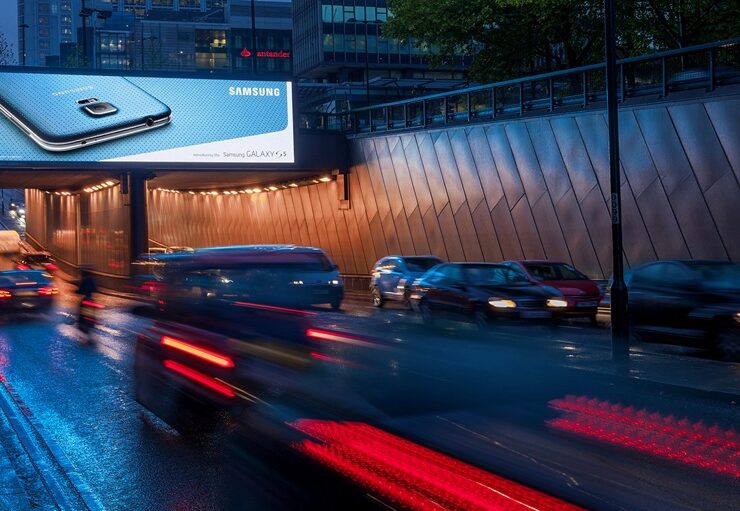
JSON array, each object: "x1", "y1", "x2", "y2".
[{"x1": 501, "y1": 260, "x2": 602, "y2": 322}]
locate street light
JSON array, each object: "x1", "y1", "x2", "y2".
[
  {"x1": 604, "y1": 0, "x2": 629, "y2": 363},
  {"x1": 141, "y1": 36, "x2": 158, "y2": 70},
  {"x1": 19, "y1": 24, "x2": 29, "y2": 66}
]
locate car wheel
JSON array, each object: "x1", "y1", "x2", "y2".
[
  {"x1": 474, "y1": 307, "x2": 490, "y2": 331},
  {"x1": 371, "y1": 287, "x2": 384, "y2": 308},
  {"x1": 330, "y1": 299, "x2": 342, "y2": 311},
  {"x1": 419, "y1": 300, "x2": 434, "y2": 325},
  {"x1": 714, "y1": 328, "x2": 740, "y2": 362},
  {"x1": 588, "y1": 314, "x2": 599, "y2": 326}
]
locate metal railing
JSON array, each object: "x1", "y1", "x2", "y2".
[{"x1": 303, "y1": 39, "x2": 739, "y2": 135}]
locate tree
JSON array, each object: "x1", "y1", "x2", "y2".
[
  {"x1": 0, "y1": 32, "x2": 16, "y2": 66},
  {"x1": 383, "y1": 0, "x2": 739, "y2": 83}
]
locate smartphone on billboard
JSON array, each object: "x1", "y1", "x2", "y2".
[{"x1": 0, "y1": 72, "x2": 171, "y2": 152}]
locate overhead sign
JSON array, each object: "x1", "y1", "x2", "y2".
[
  {"x1": 239, "y1": 49, "x2": 291, "y2": 59},
  {"x1": 0, "y1": 69, "x2": 295, "y2": 166}
]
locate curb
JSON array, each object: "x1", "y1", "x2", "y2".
[{"x1": 0, "y1": 377, "x2": 105, "y2": 511}]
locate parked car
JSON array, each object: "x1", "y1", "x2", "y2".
[
  {"x1": 158, "y1": 245, "x2": 344, "y2": 312},
  {"x1": 408, "y1": 262, "x2": 564, "y2": 328},
  {"x1": 625, "y1": 260, "x2": 740, "y2": 360},
  {"x1": 502, "y1": 260, "x2": 602, "y2": 322},
  {"x1": 15, "y1": 252, "x2": 59, "y2": 273},
  {"x1": 0, "y1": 270, "x2": 57, "y2": 314},
  {"x1": 370, "y1": 255, "x2": 444, "y2": 307}
]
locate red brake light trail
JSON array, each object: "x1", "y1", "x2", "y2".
[
  {"x1": 161, "y1": 336, "x2": 235, "y2": 368},
  {"x1": 289, "y1": 419, "x2": 583, "y2": 511},
  {"x1": 0, "y1": 290, "x2": 11, "y2": 299},
  {"x1": 16, "y1": 264, "x2": 30, "y2": 270},
  {"x1": 37, "y1": 286, "x2": 59, "y2": 296},
  {"x1": 163, "y1": 360, "x2": 235, "y2": 398},
  {"x1": 549, "y1": 395, "x2": 740, "y2": 478},
  {"x1": 81, "y1": 300, "x2": 105, "y2": 309},
  {"x1": 305, "y1": 329, "x2": 381, "y2": 349}
]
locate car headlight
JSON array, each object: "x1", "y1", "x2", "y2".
[
  {"x1": 329, "y1": 279, "x2": 341, "y2": 286},
  {"x1": 734, "y1": 312, "x2": 740, "y2": 323},
  {"x1": 489, "y1": 298, "x2": 516, "y2": 309},
  {"x1": 547, "y1": 298, "x2": 568, "y2": 308},
  {"x1": 291, "y1": 280, "x2": 304, "y2": 285}
]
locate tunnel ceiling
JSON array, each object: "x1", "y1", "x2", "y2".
[{"x1": 0, "y1": 170, "x2": 324, "y2": 191}]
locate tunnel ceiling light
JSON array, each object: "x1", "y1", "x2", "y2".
[
  {"x1": 319, "y1": 176, "x2": 331, "y2": 182},
  {"x1": 252, "y1": 188, "x2": 262, "y2": 193},
  {"x1": 105, "y1": 180, "x2": 115, "y2": 186},
  {"x1": 268, "y1": 186, "x2": 278, "y2": 191},
  {"x1": 289, "y1": 183, "x2": 298, "y2": 188}
]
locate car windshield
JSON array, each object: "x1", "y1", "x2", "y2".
[
  {"x1": 689, "y1": 263, "x2": 740, "y2": 291},
  {"x1": 524, "y1": 263, "x2": 587, "y2": 281},
  {"x1": 463, "y1": 265, "x2": 529, "y2": 285},
  {"x1": 404, "y1": 257, "x2": 442, "y2": 273}
]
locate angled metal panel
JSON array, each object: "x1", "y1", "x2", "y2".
[
  {"x1": 416, "y1": 132, "x2": 453, "y2": 215},
  {"x1": 466, "y1": 127, "x2": 505, "y2": 210},
  {"x1": 401, "y1": 134, "x2": 434, "y2": 215},
  {"x1": 526, "y1": 119, "x2": 572, "y2": 203},
  {"x1": 505, "y1": 122, "x2": 548, "y2": 203},
  {"x1": 389, "y1": 136, "x2": 422, "y2": 215},
  {"x1": 406, "y1": 206, "x2": 431, "y2": 255},
  {"x1": 553, "y1": 189, "x2": 603, "y2": 278},
  {"x1": 530, "y1": 195, "x2": 571, "y2": 263},
  {"x1": 704, "y1": 98, "x2": 740, "y2": 184},
  {"x1": 549, "y1": 116, "x2": 600, "y2": 203},
  {"x1": 375, "y1": 137, "x2": 406, "y2": 219},
  {"x1": 574, "y1": 113, "x2": 611, "y2": 200},
  {"x1": 422, "y1": 207, "x2": 450, "y2": 260},
  {"x1": 634, "y1": 106, "x2": 693, "y2": 195},
  {"x1": 618, "y1": 110, "x2": 660, "y2": 199},
  {"x1": 578, "y1": 187, "x2": 612, "y2": 277},
  {"x1": 485, "y1": 124, "x2": 525, "y2": 207},
  {"x1": 635, "y1": 179, "x2": 690, "y2": 259},
  {"x1": 620, "y1": 182, "x2": 657, "y2": 268},
  {"x1": 490, "y1": 201, "x2": 524, "y2": 260},
  {"x1": 449, "y1": 129, "x2": 486, "y2": 210},
  {"x1": 470, "y1": 201, "x2": 504, "y2": 261},
  {"x1": 433, "y1": 131, "x2": 468, "y2": 214},
  {"x1": 510, "y1": 198, "x2": 546, "y2": 259},
  {"x1": 668, "y1": 176, "x2": 728, "y2": 260},
  {"x1": 437, "y1": 204, "x2": 466, "y2": 261},
  {"x1": 704, "y1": 173, "x2": 740, "y2": 260},
  {"x1": 669, "y1": 102, "x2": 731, "y2": 192},
  {"x1": 453, "y1": 205, "x2": 484, "y2": 261}
]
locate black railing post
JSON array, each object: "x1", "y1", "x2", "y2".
[
  {"x1": 385, "y1": 107, "x2": 390, "y2": 131},
  {"x1": 708, "y1": 48, "x2": 716, "y2": 92},
  {"x1": 549, "y1": 78, "x2": 555, "y2": 111},
  {"x1": 582, "y1": 71, "x2": 589, "y2": 107},
  {"x1": 605, "y1": 0, "x2": 629, "y2": 364},
  {"x1": 519, "y1": 83, "x2": 524, "y2": 115},
  {"x1": 661, "y1": 57, "x2": 668, "y2": 97},
  {"x1": 422, "y1": 100, "x2": 427, "y2": 127},
  {"x1": 467, "y1": 93, "x2": 472, "y2": 122},
  {"x1": 443, "y1": 96, "x2": 448, "y2": 125},
  {"x1": 491, "y1": 87, "x2": 497, "y2": 120},
  {"x1": 403, "y1": 104, "x2": 408, "y2": 129}
]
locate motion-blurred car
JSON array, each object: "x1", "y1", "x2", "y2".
[
  {"x1": 370, "y1": 255, "x2": 443, "y2": 307},
  {"x1": 157, "y1": 245, "x2": 344, "y2": 312},
  {"x1": 625, "y1": 260, "x2": 740, "y2": 360},
  {"x1": 0, "y1": 270, "x2": 57, "y2": 314},
  {"x1": 408, "y1": 262, "x2": 564, "y2": 327},
  {"x1": 15, "y1": 252, "x2": 59, "y2": 273},
  {"x1": 502, "y1": 260, "x2": 602, "y2": 322},
  {"x1": 148, "y1": 247, "x2": 168, "y2": 255},
  {"x1": 167, "y1": 246, "x2": 195, "y2": 254}
]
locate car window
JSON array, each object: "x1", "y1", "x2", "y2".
[
  {"x1": 404, "y1": 257, "x2": 442, "y2": 273},
  {"x1": 464, "y1": 265, "x2": 528, "y2": 285},
  {"x1": 424, "y1": 265, "x2": 448, "y2": 285},
  {"x1": 524, "y1": 263, "x2": 587, "y2": 281}
]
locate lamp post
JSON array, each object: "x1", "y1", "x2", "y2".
[
  {"x1": 19, "y1": 24, "x2": 29, "y2": 66},
  {"x1": 604, "y1": 0, "x2": 629, "y2": 363},
  {"x1": 141, "y1": 36, "x2": 158, "y2": 70}
]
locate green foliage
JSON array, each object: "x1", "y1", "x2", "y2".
[{"x1": 383, "y1": 0, "x2": 740, "y2": 82}]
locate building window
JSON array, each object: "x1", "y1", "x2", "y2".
[
  {"x1": 179, "y1": 0, "x2": 201, "y2": 9},
  {"x1": 151, "y1": 0, "x2": 174, "y2": 6}
]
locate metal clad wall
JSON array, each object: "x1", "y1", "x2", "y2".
[{"x1": 149, "y1": 94, "x2": 740, "y2": 278}]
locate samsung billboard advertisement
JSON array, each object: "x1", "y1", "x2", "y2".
[{"x1": 0, "y1": 69, "x2": 295, "y2": 167}]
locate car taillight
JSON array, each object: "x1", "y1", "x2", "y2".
[
  {"x1": 161, "y1": 335, "x2": 235, "y2": 368},
  {"x1": 81, "y1": 300, "x2": 105, "y2": 309},
  {"x1": 37, "y1": 286, "x2": 59, "y2": 296},
  {"x1": 163, "y1": 360, "x2": 235, "y2": 398},
  {"x1": 0, "y1": 289, "x2": 11, "y2": 299},
  {"x1": 16, "y1": 264, "x2": 30, "y2": 270},
  {"x1": 44, "y1": 263, "x2": 59, "y2": 271}
]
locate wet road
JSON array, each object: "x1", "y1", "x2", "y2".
[{"x1": 0, "y1": 279, "x2": 737, "y2": 510}]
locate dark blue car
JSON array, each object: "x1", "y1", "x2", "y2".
[{"x1": 370, "y1": 256, "x2": 444, "y2": 307}]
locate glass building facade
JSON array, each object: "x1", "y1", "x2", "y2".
[{"x1": 16, "y1": 0, "x2": 292, "y2": 77}]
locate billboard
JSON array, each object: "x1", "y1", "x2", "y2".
[{"x1": 0, "y1": 70, "x2": 294, "y2": 166}]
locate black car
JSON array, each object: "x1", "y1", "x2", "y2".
[
  {"x1": 626, "y1": 260, "x2": 740, "y2": 360},
  {"x1": 15, "y1": 252, "x2": 59, "y2": 273},
  {"x1": 408, "y1": 262, "x2": 563, "y2": 327},
  {"x1": 0, "y1": 270, "x2": 57, "y2": 314}
]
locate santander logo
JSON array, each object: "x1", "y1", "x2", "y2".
[{"x1": 240, "y1": 48, "x2": 252, "y2": 57}]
